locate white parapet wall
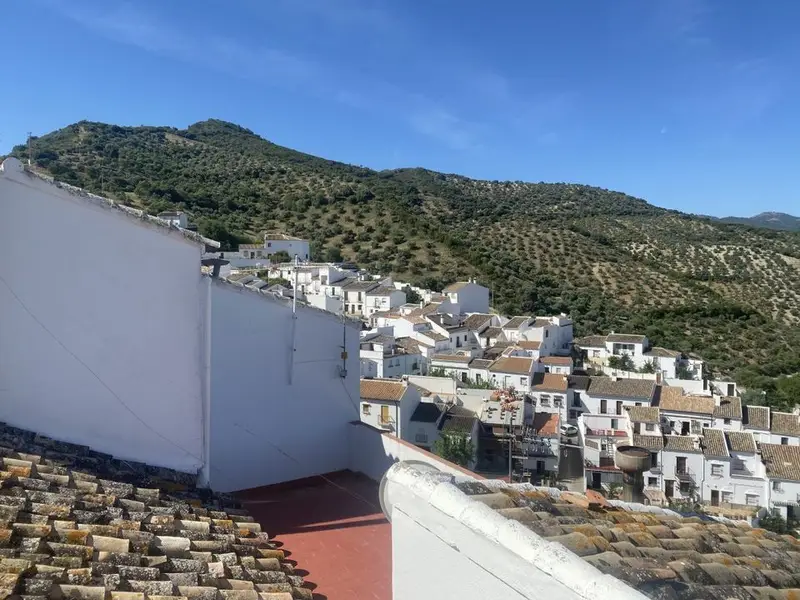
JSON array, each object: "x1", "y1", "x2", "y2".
[{"x1": 0, "y1": 158, "x2": 208, "y2": 472}]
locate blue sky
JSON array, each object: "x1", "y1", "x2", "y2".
[{"x1": 2, "y1": 0, "x2": 799, "y2": 217}]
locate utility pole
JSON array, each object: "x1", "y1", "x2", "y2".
[
  {"x1": 27, "y1": 132, "x2": 33, "y2": 165},
  {"x1": 508, "y1": 406, "x2": 514, "y2": 481}
]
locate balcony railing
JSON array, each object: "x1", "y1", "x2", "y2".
[
  {"x1": 676, "y1": 468, "x2": 695, "y2": 482},
  {"x1": 586, "y1": 428, "x2": 628, "y2": 437},
  {"x1": 379, "y1": 416, "x2": 395, "y2": 427}
]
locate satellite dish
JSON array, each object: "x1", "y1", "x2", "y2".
[{"x1": 379, "y1": 460, "x2": 443, "y2": 523}]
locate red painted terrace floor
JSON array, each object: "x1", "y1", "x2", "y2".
[{"x1": 238, "y1": 470, "x2": 391, "y2": 600}]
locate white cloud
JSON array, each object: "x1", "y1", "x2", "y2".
[{"x1": 408, "y1": 107, "x2": 480, "y2": 151}]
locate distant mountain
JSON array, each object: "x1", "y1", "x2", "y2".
[
  {"x1": 7, "y1": 120, "x2": 800, "y2": 393},
  {"x1": 719, "y1": 212, "x2": 800, "y2": 232}
]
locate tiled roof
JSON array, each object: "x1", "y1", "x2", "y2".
[
  {"x1": 658, "y1": 393, "x2": 715, "y2": 416},
  {"x1": 540, "y1": 356, "x2": 571, "y2": 366},
  {"x1": 468, "y1": 358, "x2": 493, "y2": 369},
  {"x1": 626, "y1": 406, "x2": 660, "y2": 423},
  {"x1": 531, "y1": 413, "x2": 559, "y2": 436},
  {"x1": 743, "y1": 405, "x2": 770, "y2": 430},
  {"x1": 573, "y1": 335, "x2": 607, "y2": 348},
  {"x1": 606, "y1": 333, "x2": 647, "y2": 344},
  {"x1": 442, "y1": 281, "x2": 469, "y2": 293},
  {"x1": 663, "y1": 435, "x2": 701, "y2": 453},
  {"x1": 394, "y1": 337, "x2": 422, "y2": 355},
  {"x1": 366, "y1": 286, "x2": 396, "y2": 296},
  {"x1": 418, "y1": 330, "x2": 448, "y2": 342},
  {"x1": 760, "y1": 443, "x2": 800, "y2": 481},
  {"x1": 502, "y1": 316, "x2": 529, "y2": 329},
  {"x1": 342, "y1": 280, "x2": 379, "y2": 291},
  {"x1": 0, "y1": 423, "x2": 305, "y2": 600},
  {"x1": 713, "y1": 396, "x2": 742, "y2": 420},
  {"x1": 462, "y1": 313, "x2": 493, "y2": 330},
  {"x1": 528, "y1": 318, "x2": 551, "y2": 328},
  {"x1": 360, "y1": 379, "x2": 406, "y2": 402},
  {"x1": 632, "y1": 434, "x2": 664, "y2": 450},
  {"x1": 238, "y1": 244, "x2": 263, "y2": 249},
  {"x1": 440, "y1": 414, "x2": 476, "y2": 434},
  {"x1": 431, "y1": 354, "x2": 471, "y2": 364},
  {"x1": 643, "y1": 346, "x2": 681, "y2": 358},
  {"x1": 516, "y1": 340, "x2": 541, "y2": 350},
  {"x1": 567, "y1": 375, "x2": 590, "y2": 390},
  {"x1": 481, "y1": 326, "x2": 503, "y2": 339},
  {"x1": 701, "y1": 428, "x2": 729, "y2": 458},
  {"x1": 409, "y1": 402, "x2": 443, "y2": 423},
  {"x1": 587, "y1": 378, "x2": 656, "y2": 400},
  {"x1": 530, "y1": 373, "x2": 568, "y2": 392},
  {"x1": 386, "y1": 463, "x2": 800, "y2": 600},
  {"x1": 726, "y1": 431, "x2": 757, "y2": 454},
  {"x1": 488, "y1": 357, "x2": 533, "y2": 375},
  {"x1": 770, "y1": 412, "x2": 800, "y2": 436}
]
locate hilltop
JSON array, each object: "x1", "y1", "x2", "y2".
[
  {"x1": 9, "y1": 119, "x2": 800, "y2": 395},
  {"x1": 719, "y1": 211, "x2": 800, "y2": 232}
]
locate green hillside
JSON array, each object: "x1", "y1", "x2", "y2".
[{"x1": 9, "y1": 119, "x2": 800, "y2": 403}]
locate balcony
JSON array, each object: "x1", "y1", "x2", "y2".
[
  {"x1": 649, "y1": 465, "x2": 662, "y2": 474},
  {"x1": 586, "y1": 428, "x2": 628, "y2": 437},
  {"x1": 676, "y1": 468, "x2": 695, "y2": 483}
]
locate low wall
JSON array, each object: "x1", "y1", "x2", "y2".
[{"x1": 348, "y1": 421, "x2": 482, "y2": 482}]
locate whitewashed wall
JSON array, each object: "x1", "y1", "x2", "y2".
[
  {"x1": 207, "y1": 281, "x2": 360, "y2": 491},
  {"x1": 0, "y1": 158, "x2": 206, "y2": 472}
]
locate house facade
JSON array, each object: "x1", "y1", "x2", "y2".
[
  {"x1": 359, "y1": 378, "x2": 421, "y2": 438},
  {"x1": 442, "y1": 280, "x2": 490, "y2": 314}
]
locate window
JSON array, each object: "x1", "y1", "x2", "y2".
[
  {"x1": 554, "y1": 396, "x2": 563, "y2": 407},
  {"x1": 267, "y1": 242, "x2": 272, "y2": 247},
  {"x1": 616, "y1": 401, "x2": 623, "y2": 415},
  {"x1": 380, "y1": 405, "x2": 390, "y2": 424},
  {"x1": 541, "y1": 395, "x2": 550, "y2": 407},
  {"x1": 724, "y1": 418, "x2": 731, "y2": 425},
  {"x1": 635, "y1": 402, "x2": 642, "y2": 407},
  {"x1": 415, "y1": 432, "x2": 428, "y2": 444},
  {"x1": 773, "y1": 481, "x2": 782, "y2": 491},
  {"x1": 476, "y1": 374, "x2": 482, "y2": 384},
  {"x1": 520, "y1": 377, "x2": 526, "y2": 386},
  {"x1": 648, "y1": 477, "x2": 658, "y2": 487},
  {"x1": 781, "y1": 437, "x2": 789, "y2": 445},
  {"x1": 711, "y1": 464, "x2": 723, "y2": 477},
  {"x1": 569, "y1": 410, "x2": 578, "y2": 420},
  {"x1": 600, "y1": 399, "x2": 607, "y2": 414},
  {"x1": 572, "y1": 396, "x2": 581, "y2": 408},
  {"x1": 545, "y1": 330, "x2": 549, "y2": 338},
  {"x1": 645, "y1": 423, "x2": 655, "y2": 432},
  {"x1": 745, "y1": 494, "x2": 759, "y2": 506},
  {"x1": 362, "y1": 404, "x2": 371, "y2": 415},
  {"x1": 721, "y1": 491, "x2": 733, "y2": 504},
  {"x1": 610, "y1": 419, "x2": 619, "y2": 430}
]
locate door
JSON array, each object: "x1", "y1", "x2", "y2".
[
  {"x1": 711, "y1": 490, "x2": 719, "y2": 506},
  {"x1": 681, "y1": 422, "x2": 690, "y2": 435},
  {"x1": 380, "y1": 405, "x2": 390, "y2": 426},
  {"x1": 665, "y1": 480, "x2": 674, "y2": 498},
  {"x1": 537, "y1": 460, "x2": 545, "y2": 474},
  {"x1": 592, "y1": 472, "x2": 602, "y2": 489},
  {"x1": 616, "y1": 401, "x2": 623, "y2": 415},
  {"x1": 634, "y1": 423, "x2": 641, "y2": 434}
]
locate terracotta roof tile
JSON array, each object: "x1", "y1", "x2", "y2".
[
  {"x1": 606, "y1": 333, "x2": 647, "y2": 344},
  {"x1": 573, "y1": 335, "x2": 607, "y2": 348},
  {"x1": 394, "y1": 337, "x2": 422, "y2": 354},
  {"x1": 587, "y1": 377, "x2": 656, "y2": 400},
  {"x1": 359, "y1": 379, "x2": 406, "y2": 402},
  {"x1": 481, "y1": 326, "x2": 504, "y2": 340},
  {"x1": 760, "y1": 444, "x2": 800, "y2": 481},
  {"x1": 502, "y1": 316, "x2": 530, "y2": 329},
  {"x1": 701, "y1": 428, "x2": 729, "y2": 458},
  {"x1": 468, "y1": 358, "x2": 493, "y2": 369},
  {"x1": 540, "y1": 356, "x2": 571, "y2": 366},
  {"x1": 663, "y1": 435, "x2": 701, "y2": 453},
  {"x1": 463, "y1": 313, "x2": 494, "y2": 330},
  {"x1": 770, "y1": 412, "x2": 800, "y2": 436},
  {"x1": 632, "y1": 434, "x2": 665, "y2": 450},
  {"x1": 626, "y1": 406, "x2": 660, "y2": 423},
  {"x1": 488, "y1": 356, "x2": 534, "y2": 376},
  {"x1": 516, "y1": 340, "x2": 541, "y2": 350},
  {"x1": 442, "y1": 281, "x2": 470, "y2": 293},
  {"x1": 726, "y1": 431, "x2": 757, "y2": 453},
  {"x1": 713, "y1": 396, "x2": 742, "y2": 420},
  {"x1": 531, "y1": 373, "x2": 569, "y2": 392},
  {"x1": 532, "y1": 413, "x2": 559, "y2": 436},
  {"x1": 743, "y1": 405, "x2": 770, "y2": 430},
  {"x1": 643, "y1": 346, "x2": 681, "y2": 358},
  {"x1": 431, "y1": 354, "x2": 471, "y2": 363},
  {"x1": 658, "y1": 393, "x2": 715, "y2": 415}
]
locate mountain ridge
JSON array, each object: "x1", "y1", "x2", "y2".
[
  {"x1": 717, "y1": 211, "x2": 800, "y2": 232},
  {"x1": 8, "y1": 119, "x2": 800, "y2": 402}
]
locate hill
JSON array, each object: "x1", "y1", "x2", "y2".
[
  {"x1": 719, "y1": 212, "x2": 800, "y2": 232},
  {"x1": 8, "y1": 119, "x2": 800, "y2": 400}
]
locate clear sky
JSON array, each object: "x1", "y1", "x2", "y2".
[{"x1": 2, "y1": 0, "x2": 799, "y2": 217}]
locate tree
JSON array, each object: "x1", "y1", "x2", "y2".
[
  {"x1": 639, "y1": 359, "x2": 657, "y2": 374},
  {"x1": 271, "y1": 250, "x2": 292, "y2": 263},
  {"x1": 608, "y1": 353, "x2": 634, "y2": 372},
  {"x1": 775, "y1": 375, "x2": 800, "y2": 412},
  {"x1": 325, "y1": 247, "x2": 344, "y2": 263},
  {"x1": 405, "y1": 288, "x2": 422, "y2": 304},
  {"x1": 758, "y1": 511, "x2": 796, "y2": 536},
  {"x1": 433, "y1": 432, "x2": 474, "y2": 467}
]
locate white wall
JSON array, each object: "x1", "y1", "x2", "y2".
[
  {"x1": 0, "y1": 159, "x2": 206, "y2": 472},
  {"x1": 207, "y1": 281, "x2": 360, "y2": 491}
]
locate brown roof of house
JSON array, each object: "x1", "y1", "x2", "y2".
[
  {"x1": 469, "y1": 358, "x2": 494, "y2": 369},
  {"x1": 394, "y1": 337, "x2": 423, "y2": 354},
  {"x1": 530, "y1": 318, "x2": 553, "y2": 328},
  {"x1": 770, "y1": 412, "x2": 800, "y2": 436},
  {"x1": 531, "y1": 373, "x2": 569, "y2": 392},
  {"x1": 658, "y1": 393, "x2": 715, "y2": 415},
  {"x1": 587, "y1": 377, "x2": 656, "y2": 400},
  {"x1": 540, "y1": 356, "x2": 572, "y2": 366},
  {"x1": 516, "y1": 340, "x2": 541, "y2": 350},
  {"x1": 431, "y1": 354, "x2": 472, "y2": 364},
  {"x1": 407, "y1": 468, "x2": 800, "y2": 600},
  {"x1": 502, "y1": 316, "x2": 530, "y2": 329},
  {"x1": 463, "y1": 313, "x2": 494, "y2": 330},
  {"x1": 606, "y1": 333, "x2": 647, "y2": 344},
  {"x1": 743, "y1": 404, "x2": 770, "y2": 430},
  {"x1": 701, "y1": 428, "x2": 729, "y2": 458},
  {"x1": 643, "y1": 346, "x2": 681, "y2": 358},
  {"x1": 663, "y1": 435, "x2": 701, "y2": 453},
  {"x1": 573, "y1": 335, "x2": 607, "y2": 348},
  {"x1": 633, "y1": 434, "x2": 665, "y2": 450},
  {"x1": 488, "y1": 356, "x2": 534, "y2": 376},
  {"x1": 726, "y1": 431, "x2": 757, "y2": 454},
  {"x1": 532, "y1": 412, "x2": 559, "y2": 436},
  {"x1": 419, "y1": 329, "x2": 448, "y2": 342},
  {"x1": 481, "y1": 326, "x2": 504, "y2": 340},
  {"x1": 360, "y1": 379, "x2": 406, "y2": 402},
  {"x1": 760, "y1": 443, "x2": 800, "y2": 481},
  {"x1": 0, "y1": 423, "x2": 304, "y2": 598},
  {"x1": 626, "y1": 406, "x2": 660, "y2": 423},
  {"x1": 442, "y1": 281, "x2": 470, "y2": 293},
  {"x1": 713, "y1": 396, "x2": 742, "y2": 420}
]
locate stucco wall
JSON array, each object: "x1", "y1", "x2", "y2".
[
  {"x1": 0, "y1": 159, "x2": 206, "y2": 472},
  {"x1": 207, "y1": 281, "x2": 360, "y2": 492}
]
